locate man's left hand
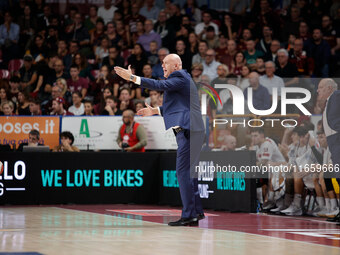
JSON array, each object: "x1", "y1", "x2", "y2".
[{"x1": 114, "y1": 65, "x2": 132, "y2": 81}]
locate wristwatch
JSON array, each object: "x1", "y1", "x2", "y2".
[{"x1": 130, "y1": 75, "x2": 135, "y2": 81}]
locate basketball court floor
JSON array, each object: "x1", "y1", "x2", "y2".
[{"x1": 0, "y1": 204, "x2": 339, "y2": 254}]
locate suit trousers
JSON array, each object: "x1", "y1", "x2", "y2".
[{"x1": 175, "y1": 129, "x2": 205, "y2": 218}]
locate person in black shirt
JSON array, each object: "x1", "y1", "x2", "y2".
[
  {"x1": 275, "y1": 49, "x2": 299, "y2": 87},
  {"x1": 17, "y1": 90, "x2": 30, "y2": 115}
]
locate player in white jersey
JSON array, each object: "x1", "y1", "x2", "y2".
[{"x1": 251, "y1": 128, "x2": 286, "y2": 210}]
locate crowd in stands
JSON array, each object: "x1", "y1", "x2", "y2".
[{"x1": 0, "y1": 0, "x2": 338, "y2": 119}]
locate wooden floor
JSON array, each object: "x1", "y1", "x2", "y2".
[{"x1": 0, "y1": 206, "x2": 339, "y2": 255}]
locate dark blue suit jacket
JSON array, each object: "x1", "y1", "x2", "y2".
[
  {"x1": 140, "y1": 69, "x2": 204, "y2": 132},
  {"x1": 326, "y1": 90, "x2": 340, "y2": 133},
  {"x1": 326, "y1": 90, "x2": 340, "y2": 165}
]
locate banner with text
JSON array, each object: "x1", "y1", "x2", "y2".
[
  {"x1": 61, "y1": 116, "x2": 177, "y2": 150},
  {"x1": 0, "y1": 116, "x2": 60, "y2": 149}
]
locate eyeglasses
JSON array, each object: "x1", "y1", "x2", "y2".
[{"x1": 206, "y1": 54, "x2": 214, "y2": 57}]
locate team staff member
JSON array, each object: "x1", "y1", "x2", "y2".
[
  {"x1": 117, "y1": 109, "x2": 147, "y2": 152},
  {"x1": 317, "y1": 78, "x2": 340, "y2": 225},
  {"x1": 114, "y1": 54, "x2": 205, "y2": 226}
]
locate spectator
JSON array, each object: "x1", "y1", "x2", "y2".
[
  {"x1": 135, "y1": 100, "x2": 145, "y2": 112},
  {"x1": 203, "y1": 26, "x2": 219, "y2": 49},
  {"x1": 18, "y1": 5, "x2": 37, "y2": 52},
  {"x1": 244, "y1": 72, "x2": 271, "y2": 110},
  {"x1": 51, "y1": 97, "x2": 74, "y2": 116},
  {"x1": 64, "y1": 40, "x2": 79, "y2": 72},
  {"x1": 220, "y1": 14, "x2": 237, "y2": 40},
  {"x1": 237, "y1": 29, "x2": 252, "y2": 52},
  {"x1": 231, "y1": 52, "x2": 246, "y2": 76},
  {"x1": 257, "y1": 26, "x2": 273, "y2": 54},
  {"x1": 137, "y1": 19, "x2": 162, "y2": 52},
  {"x1": 68, "y1": 91, "x2": 85, "y2": 116},
  {"x1": 102, "y1": 45, "x2": 124, "y2": 72},
  {"x1": 192, "y1": 40, "x2": 208, "y2": 65},
  {"x1": 17, "y1": 90, "x2": 30, "y2": 115},
  {"x1": 152, "y1": 47, "x2": 168, "y2": 79},
  {"x1": 195, "y1": 11, "x2": 218, "y2": 36},
  {"x1": 167, "y1": 3, "x2": 183, "y2": 32},
  {"x1": 0, "y1": 11, "x2": 20, "y2": 64},
  {"x1": 56, "y1": 79, "x2": 72, "y2": 106},
  {"x1": 117, "y1": 109, "x2": 147, "y2": 152},
  {"x1": 321, "y1": 15, "x2": 340, "y2": 56},
  {"x1": 275, "y1": 49, "x2": 299, "y2": 86},
  {"x1": 118, "y1": 88, "x2": 135, "y2": 111},
  {"x1": 9, "y1": 76, "x2": 20, "y2": 104},
  {"x1": 67, "y1": 64, "x2": 89, "y2": 99},
  {"x1": 84, "y1": 5, "x2": 99, "y2": 33},
  {"x1": 125, "y1": 3, "x2": 146, "y2": 34},
  {"x1": 0, "y1": 101, "x2": 15, "y2": 116},
  {"x1": 191, "y1": 63, "x2": 204, "y2": 83},
  {"x1": 145, "y1": 89, "x2": 163, "y2": 108},
  {"x1": 255, "y1": 57, "x2": 265, "y2": 75},
  {"x1": 34, "y1": 53, "x2": 59, "y2": 102},
  {"x1": 37, "y1": 5, "x2": 52, "y2": 32},
  {"x1": 139, "y1": 0, "x2": 160, "y2": 22},
  {"x1": 93, "y1": 65, "x2": 114, "y2": 102},
  {"x1": 105, "y1": 21, "x2": 121, "y2": 47},
  {"x1": 18, "y1": 54, "x2": 38, "y2": 92},
  {"x1": 90, "y1": 18, "x2": 105, "y2": 46},
  {"x1": 202, "y1": 48, "x2": 221, "y2": 81},
  {"x1": 154, "y1": 11, "x2": 175, "y2": 52},
  {"x1": 238, "y1": 65, "x2": 251, "y2": 92},
  {"x1": 289, "y1": 38, "x2": 314, "y2": 77},
  {"x1": 83, "y1": 100, "x2": 94, "y2": 116},
  {"x1": 95, "y1": 36, "x2": 110, "y2": 64},
  {"x1": 147, "y1": 41, "x2": 159, "y2": 66},
  {"x1": 127, "y1": 43, "x2": 148, "y2": 76},
  {"x1": 136, "y1": 64, "x2": 155, "y2": 99},
  {"x1": 260, "y1": 61, "x2": 285, "y2": 96},
  {"x1": 188, "y1": 32, "x2": 199, "y2": 56},
  {"x1": 244, "y1": 40, "x2": 264, "y2": 67},
  {"x1": 94, "y1": 85, "x2": 113, "y2": 115},
  {"x1": 175, "y1": 39, "x2": 192, "y2": 72},
  {"x1": 298, "y1": 21, "x2": 311, "y2": 41},
  {"x1": 29, "y1": 97, "x2": 41, "y2": 116},
  {"x1": 53, "y1": 131, "x2": 80, "y2": 152},
  {"x1": 54, "y1": 59, "x2": 70, "y2": 80},
  {"x1": 215, "y1": 34, "x2": 228, "y2": 62},
  {"x1": 181, "y1": 0, "x2": 201, "y2": 24},
  {"x1": 64, "y1": 13, "x2": 90, "y2": 52},
  {"x1": 211, "y1": 64, "x2": 229, "y2": 93},
  {"x1": 282, "y1": 4, "x2": 303, "y2": 40},
  {"x1": 17, "y1": 129, "x2": 42, "y2": 152},
  {"x1": 73, "y1": 53, "x2": 94, "y2": 81},
  {"x1": 98, "y1": 0, "x2": 118, "y2": 24},
  {"x1": 305, "y1": 28, "x2": 331, "y2": 77},
  {"x1": 102, "y1": 95, "x2": 122, "y2": 115},
  {"x1": 264, "y1": 40, "x2": 280, "y2": 63}
]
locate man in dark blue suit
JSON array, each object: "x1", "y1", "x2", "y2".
[
  {"x1": 115, "y1": 54, "x2": 205, "y2": 226},
  {"x1": 317, "y1": 78, "x2": 340, "y2": 225}
]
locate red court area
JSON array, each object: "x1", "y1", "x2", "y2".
[{"x1": 59, "y1": 204, "x2": 340, "y2": 248}]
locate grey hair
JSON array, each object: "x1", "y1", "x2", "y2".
[
  {"x1": 158, "y1": 48, "x2": 169, "y2": 54},
  {"x1": 277, "y1": 48, "x2": 288, "y2": 56},
  {"x1": 265, "y1": 61, "x2": 276, "y2": 68},
  {"x1": 321, "y1": 78, "x2": 338, "y2": 90}
]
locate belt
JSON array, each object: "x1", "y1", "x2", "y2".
[{"x1": 173, "y1": 127, "x2": 184, "y2": 135}]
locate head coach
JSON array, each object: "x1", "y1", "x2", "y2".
[{"x1": 115, "y1": 54, "x2": 205, "y2": 226}]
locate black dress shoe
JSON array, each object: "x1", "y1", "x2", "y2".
[
  {"x1": 326, "y1": 212, "x2": 340, "y2": 222},
  {"x1": 168, "y1": 217, "x2": 198, "y2": 226},
  {"x1": 197, "y1": 213, "x2": 205, "y2": 220}
]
